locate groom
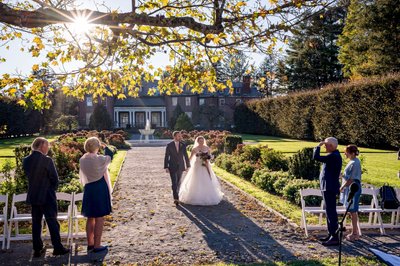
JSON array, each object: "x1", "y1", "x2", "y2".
[{"x1": 164, "y1": 131, "x2": 191, "y2": 205}]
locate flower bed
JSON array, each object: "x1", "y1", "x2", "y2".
[
  {"x1": 155, "y1": 129, "x2": 232, "y2": 156},
  {"x1": 0, "y1": 130, "x2": 128, "y2": 201},
  {"x1": 215, "y1": 145, "x2": 321, "y2": 206}
]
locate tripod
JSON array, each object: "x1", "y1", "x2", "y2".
[{"x1": 336, "y1": 198, "x2": 353, "y2": 266}]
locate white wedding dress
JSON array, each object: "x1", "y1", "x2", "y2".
[{"x1": 179, "y1": 146, "x2": 224, "y2": 206}]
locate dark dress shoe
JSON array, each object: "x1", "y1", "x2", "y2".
[
  {"x1": 92, "y1": 246, "x2": 108, "y2": 253},
  {"x1": 33, "y1": 248, "x2": 46, "y2": 258},
  {"x1": 53, "y1": 247, "x2": 70, "y2": 256},
  {"x1": 319, "y1": 235, "x2": 331, "y2": 242},
  {"x1": 87, "y1": 245, "x2": 94, "y2": 252},
  {"x1": 322, "y1": 237, "x2": 340, "y2": 246}
]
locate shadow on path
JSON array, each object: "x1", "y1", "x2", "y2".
[
  {"x1": 0, "y1": 241, "x2": 107, "y2": 266},
  {"x1": 178, "y1": 200, "x2": 297, "y2": 264}
]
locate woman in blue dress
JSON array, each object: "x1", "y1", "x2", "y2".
[
  {"x1": 79, "y1": 137, "x2": 114, "y2": 253},
  {"x1": 340, "y1": 144, "x2": 362, "y2": 241}
]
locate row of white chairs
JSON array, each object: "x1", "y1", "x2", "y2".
[
  {"x1": 0, "y1": 192, "x2": 86, "y2": 250},
  {"x1": 300, "y1": 186, "x2": 400, "y2": 237}
]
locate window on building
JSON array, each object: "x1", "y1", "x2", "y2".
[
  {"x1": 199, "y1": 98, "x2": 205, "y2": 106},
  {"x1": 172, "y1": 97, "x2": 178, "y2": 106},
  {"x1": 86, "y1": 96, "x2": 93, "y2": 107},
  {"x1": 185, "y1": 97, "x2": 191, "y2": 106},
  {"x1": 151, "y1": 112, "x2": 162, "y2": 127},
  {"x1": 235, "y1": 87, "x2": 241, "y2": 94},
  {"x1": 219, "y1": 98, "x2": 225, "y2": 106},
  {"x1": 185, "y1": 112, "x2": 192, "y2": 119}
]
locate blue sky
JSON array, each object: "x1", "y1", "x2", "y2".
[{"x1": 0, "y1": 0, "x2": 273, "y2": 76}]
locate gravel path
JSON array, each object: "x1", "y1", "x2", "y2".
[
  {"x1": 101, "y1": 147, "x2": 400, "y2": 265},
  {"x1": 1, "y1": 146, "x2": 399, "y2": 265}
]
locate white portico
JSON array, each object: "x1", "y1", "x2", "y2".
[{"x1": 114, "y1": 106, "x2": 167, "y2": 128}]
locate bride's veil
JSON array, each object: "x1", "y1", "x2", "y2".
[
  {"x1": 190, "y1": 136, "x2": 208, "y2": 165},
  {"x1": 193, "y1": 136, "x2": 208, "y2": 149}
]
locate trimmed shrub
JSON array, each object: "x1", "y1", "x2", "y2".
[
  {"x1": 239, "y1": 145, "x2": 261, "y2": 163},
  {"x1": 288, "y1": 148, "x2": 321, "y2": 180},
  {"x1": 108, "y1": 133, "x2": 130, "y2": 149},
  {"x1": 169, "y1": 104, "x2": 184, "y2": 130},
  {"x1": 89, "y1": 104, "x2": 112, "y2": 130},
  {"x1": 13, "y1": 145, "x2": 32, "y2": 193},
  {"x1": 174, "y1": 113, "x2": 194, "y2": 131},
  {"x1": 260, "y1": 148, "x2": 289, "y2": 171},
  {"x1": 215, "y1": 153, "x2": 235, "y2": 172},
  {"x1": 251, "y1": 170, "x2": 290, "y2": 193},
  {"x1": 232, "y1": 161, "x2": 255, "y2": 180},
  {"x1": 273, "y1": 177, "x2": 291, "y2": 196},
  {"x1": 224, "y1": 135, "x2": 243, "y2": 154},
  {"x1": 234, "y1": 73, "x2": 400, "y2": 148},
  {"x1": 283, "y1": 179, "x2": 319, "y2": 205}
]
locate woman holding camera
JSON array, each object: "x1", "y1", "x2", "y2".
[
  {"x1": 79, "y1": 137, "x2": 114, "y2": 253},
  {"x1": 340, "y1": 144, "x2": 362, "y2": 241}
]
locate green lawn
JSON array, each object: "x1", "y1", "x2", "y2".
[
  {"x1": 109, "y1": 150, "x2": 127, "y2": 187},
  {"x1": 0, "y1": 135, "x2": 58, "y2": 168},
  {"x1": 240, "y1": 134, "x2": 399, "y2": 188},
  {"x1": 213, "y1": 166, "x2": 315, "y2": 226}
]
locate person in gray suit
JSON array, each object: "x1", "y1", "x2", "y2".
[{"x1": 164, "y1": 131, "x2": 191, "y2": 205}]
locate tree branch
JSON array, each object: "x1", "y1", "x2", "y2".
[{"x1": 0, "y1": 2, "x2": 223, "y2": 34}]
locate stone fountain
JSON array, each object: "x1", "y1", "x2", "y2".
[{"x1": 139, "y1": 119, "x2": 155, "y2": 143}]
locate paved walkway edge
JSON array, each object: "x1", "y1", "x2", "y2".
[{"x1": 217, "y1": 173, "x2": 300, "y2": 229}]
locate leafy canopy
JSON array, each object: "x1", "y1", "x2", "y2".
[{"x1": 0, "y1": 0, "x2": 333, "y2": 109}]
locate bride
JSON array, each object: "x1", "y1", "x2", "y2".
[{"x1": 179, "y1": 136, "x2": 224, "y2": 205}]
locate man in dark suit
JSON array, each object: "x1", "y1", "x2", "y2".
[
  {"x1": 23, "y1": 138, "x2": 69, "y2": 257},
  {"x1": 313, "y1": 137, "x2": 342, "y2": 246},
  {"x1": 164, "y1": 131, "x2": 191, "y2": 205}
]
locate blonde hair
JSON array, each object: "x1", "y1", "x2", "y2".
[
  {"x1": 31, "y1": 137, "x2": 48, "y2": 151},
  {"x1": 84, "y1": 137, "x2": 101, "y2": 153}
]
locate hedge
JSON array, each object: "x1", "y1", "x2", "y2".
[{"x1": 234, "y1": 73, "x2": 400, "y2": 148}]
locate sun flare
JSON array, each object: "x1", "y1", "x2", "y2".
[{"x1": 70, "y1": 15, "x2": 92, "y2": 35}]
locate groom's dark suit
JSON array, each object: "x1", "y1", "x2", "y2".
[
  {"x1": 164, "y1": 141, "x2": 191, "y2": 200},
  {"x1": 23, "y1": 151, "x2": 64, "y2": 252}
]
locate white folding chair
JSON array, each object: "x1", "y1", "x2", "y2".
[
  {"x1": 357, "y1": 188, "x2": 385, "y2": 235},
  {"x1": 69, "y1": 193, "x2": 86, "y2": 241},
  {"x1": 7, "y1": 193, "x2": 38, "y2": 249},
  {"x1": 0, "y1": 194, "x2": 8, "y2": 250},
  {"x1": 43, "y1": 192, "x2": 73, "y2": 243},
  {"x1": 300, "y1": 188, "x2": 325, "y2": 237}
]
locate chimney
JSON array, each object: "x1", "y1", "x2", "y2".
[{"x1": 242, "y1": 75, "x2": 251, "y2": 94}]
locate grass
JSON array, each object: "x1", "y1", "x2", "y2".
[
  {"x1": 109, "y1": 149, "x2": 127, "y2": 187},
  {"x1": 0, "y1": 135, "x2": 58, "y2": 168},
  {"x1": 240, "y1": 134, "x2": 400, "y2": 188},
  {"x1": 213, "y1": 166, "x2": 317, "y2": 225}
]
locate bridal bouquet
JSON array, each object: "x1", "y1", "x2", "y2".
[
  {"x1": 197, "y1": 151, "x2": 212, "y2": 166},
  {"x1": 196, "y1": 151, "x2": 212, "y2": 179}
]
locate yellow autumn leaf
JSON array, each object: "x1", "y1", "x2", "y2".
[
  {"x1": 32, "y1": 64, "x2": 39, "y2": 71},
  {"x1": 211, "y1": 56, "x2": 220, "y2": 63},
  {"x1": 8, "y1": 88, "x2": 17, "y2": 95},
  {"x1": 17, "y1": 99, "x2": 27, "y2": 107}
]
